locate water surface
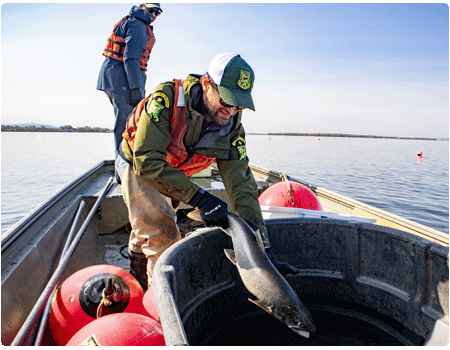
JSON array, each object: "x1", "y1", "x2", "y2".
[{"x1": 1, "y1": 133, "x2": 448, "y2": 235}]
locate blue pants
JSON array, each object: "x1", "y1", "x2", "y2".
[{"x1": 104, "y1": 91, "x2": 135, "y2": 154}]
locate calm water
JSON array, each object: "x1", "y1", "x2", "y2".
[
  {"x1": 1, "y1": 133, "x2": 448, "y2": 235},
  {"x1": 246, "y1": 135, "x2": 449, "y2": 233}
]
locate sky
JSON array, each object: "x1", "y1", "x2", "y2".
[{"x1": 1, "y1": 2, "x2": 449, "y2": 138}]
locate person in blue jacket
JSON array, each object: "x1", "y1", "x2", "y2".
[{"x1": 97, "y1": 3, "x2": 162, "y2": 182}]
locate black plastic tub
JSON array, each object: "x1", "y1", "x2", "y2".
[{"x1": 153, "y1": 218, "x2": 448, "y2": 346}]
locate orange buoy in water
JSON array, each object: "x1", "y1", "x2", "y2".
[
  {"x1": 66, "y1": 313, "x2": 165, "y2": 346},
  {"x1": 137, "y1": 286, "x2": 160, "y2": 321},
  {"x1": 259, "y1": 181, "x2": 323, "y2": 211},
  {"x1": 49, "y1": 265, "x2": 144, "y2": 345},
  {"x1": 417, "y1": 151, "x2": 423, "y2": 157}
]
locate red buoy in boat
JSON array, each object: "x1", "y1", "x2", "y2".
[
  {"x1": 49, "y1": 265, "x2": 144, "y2": 345},
  {"x1": 259, "y1": 181, "x2": 323, "y2": 211},
  {"x1": 137, "y1": 285, "x2": 160, "y2": 321},
  {"x1": 66, "y1": 313, "x2": 165, "y2": 346}
]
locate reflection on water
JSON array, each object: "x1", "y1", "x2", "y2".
[{"x1": 1, "y1": 133, "x2": 448, "y2": 234}]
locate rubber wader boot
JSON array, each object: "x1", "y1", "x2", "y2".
[{"x1": 128, "y1": 249, "x2": 149, "y2": 291}]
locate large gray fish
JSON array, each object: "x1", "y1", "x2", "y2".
[{"x1": 188, "y1": 211, "x2": 316, "y2": 338}]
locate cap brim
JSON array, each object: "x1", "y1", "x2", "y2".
[
  {"x1": 145, "y1": 3, "x2": 162, "y2": 12},
  {"x1": 218, "y1": 86, "x2": 255, "y2": 111}
]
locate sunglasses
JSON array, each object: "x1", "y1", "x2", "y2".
[
  {"x1": 208, "y1": 77, "x2": 244, "y2": 111},
  {"x1": 149, "y1": 8, "x2": 162, "y2": 16}
]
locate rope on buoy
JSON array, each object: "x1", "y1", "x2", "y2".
[
  {"x1": 96, "y1": 288, "x2": 114, "y2": 319},
  {"x1": 280, "y1": 173, "x2": 295, "y2": 206}
]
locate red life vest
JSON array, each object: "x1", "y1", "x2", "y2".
[
  {"x1": 123, "y1": 79, "x2": 214, "y2": 177},
  {"x1": 103, "y1": 15, "x2": 155, "y2": 71}
]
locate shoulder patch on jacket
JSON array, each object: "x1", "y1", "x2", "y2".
[
  {"x1": 152, "y1": 92, "x2": 170, "y2": 108},
  {"x1": 147, "y1": 99, "x2": 164, "y2": 122},
  {"x1": 232, "y1": 136, "x2": 247, "y2": 160}
]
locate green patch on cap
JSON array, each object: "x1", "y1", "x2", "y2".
[{"x1": 216, "y1": 55, "x2": 255, "y2": 111}]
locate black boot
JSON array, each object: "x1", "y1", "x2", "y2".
[{"x1": 128, "y1": 249, "x2": 149, "y2": 291}]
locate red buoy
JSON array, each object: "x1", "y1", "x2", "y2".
[
  {"x1": 417, "y1": 151, "x2": 423, "y2": 157},
  {"x1": 137, "y1": 286, "x2": 160, "y2": 321},
  {"x1": 66, "y1": 313, "x2": 165, "y2": 346},
  {"x1": 259, "y1": 181, "x2": 323, "y2": 211},
  {"x1": 49, "y1": 265, "x2": 144, "y2": 345}
]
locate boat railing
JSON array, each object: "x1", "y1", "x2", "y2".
[
  {"x1": 247, "y1": 163, "x2": 449, "y2": 247},
  {"x1": 10, "y1": 177, "x2": 114, "y2": 346}
]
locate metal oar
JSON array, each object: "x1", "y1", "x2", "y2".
[
  {"x1": 33, "y1": 200, "x2": 86, "y2": 345},
  {"x1": 11, "y1": 176, "x2": 114, "y2": 346}
]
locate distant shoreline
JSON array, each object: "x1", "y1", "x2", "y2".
[
  {"x1": 1, "y1": 126, "x2": 447, "y2": 140},
  {"x1": 248, "y1": 132, "x2": 447, "y2": 141},
  {"x1": 1, "y1": 125, "x2": 112, "y2": 133}
]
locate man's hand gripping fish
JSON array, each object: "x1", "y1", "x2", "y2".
[{"x1": 188, "y1": 210, "x2": 316, "y2": 338}]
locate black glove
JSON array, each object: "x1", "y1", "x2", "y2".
[
  {"x1": 189, "y1": 189, "x2": 229, "y2": 229},
  {"x1": 265, "y1": 248, "x2": 300, "y2": 277},
  {"x1": 130, "y1": 88, "x2": 144, "y2": 106}
]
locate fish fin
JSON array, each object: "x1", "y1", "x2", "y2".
[
  {"x1": 187, "y1": 209, "x2": 203, "y2": 222},
  {"x1": 248, "y1": 299, "x2": 274, "y2": 314},
  {"x1": 224, "y1": 249, "x2": 237, "y2": 265},
  {"x1": 222, "y1": 228, "x2": 232, "y2": 236}
]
